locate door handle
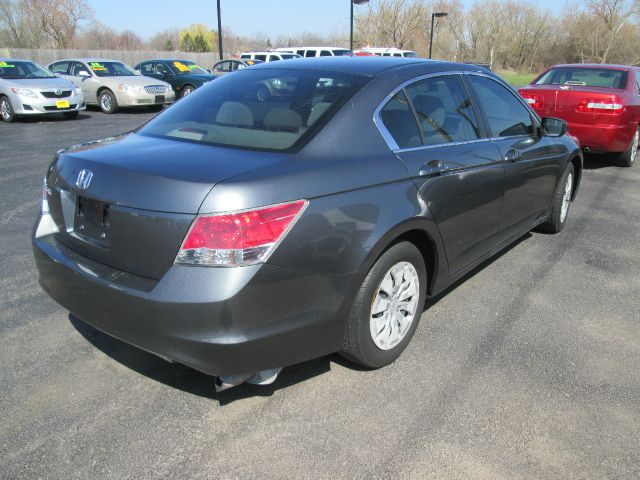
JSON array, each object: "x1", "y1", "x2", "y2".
[
  {"x1": 504, "y1": 149, "x2": 522, "y2": 162},
  {"x1": 419, "y1": 160, "x2": 447, "y2": 176}
]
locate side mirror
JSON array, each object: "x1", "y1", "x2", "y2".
[
  {"x1": 541, "y1": 117, "x2": 567, "y2": 137},
  {"x1": 78, "y1": 70, "x2": 91, "y2": 77}
]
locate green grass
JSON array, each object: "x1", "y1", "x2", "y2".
[{"x1": 497, "y1": 72, "x2": 536, "y2": 87}]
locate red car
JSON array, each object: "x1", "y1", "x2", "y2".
[{"x1": 519, "y1": 64, "x2": 639, "y2": 167}]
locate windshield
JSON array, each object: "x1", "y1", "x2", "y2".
[
  {"x1": 0, "y1": 60, "x2": 55, "y2": 79},
  {"x1": 88, "y1": 61, "x2": 138, "y2": 77},
  {"x1": 170, "y1": 60, "x2": 209, "y2": 75},
  {"x1": 139, "y1": 69, "x2": 369, "y2": 151},
  {"x1": 280, "y1": 54, "x2": 300, "y2": 60},
  {"x1": 403, "y1": 52, "x2": 417, "y2": 58},
  {"x1": 535, "y1": 67, "x2": 628, "y2": 89}
]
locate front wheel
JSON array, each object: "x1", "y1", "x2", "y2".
[
  {"x1": 98, "y1": 90, "x2": 118, "y2": 114},
  {"x1": 0, "y1": 96, "x2": 16, "y2": 122},
  {"x1": 537, "y1": 163, "x2": 575, "y2": 234},
  {"x1": 181, "y1": 85, "x2": 195, "y2": 97},
  {"x1": 340, "y1": 241, "x2": 426, "y2": 368},
  {"x1": 618, "y1": 127, "x2": 638, "y2": 167}
]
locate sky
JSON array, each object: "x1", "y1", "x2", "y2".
[{"x1": 87, "y1": 0, "x2": 565, "y2": 40}]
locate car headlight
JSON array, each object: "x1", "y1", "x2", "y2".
[
  {"x1": 117, "y1": 84, "x2": 142, "y2": 94},
  {"x1": 271, "y1": 79, "x2": 283, "y2": 88},
  {"x1": 10, "y1": 87, "x2": 38, "y2": 98},
  {"x1": 74, "y1": 87, "x2": 82, "y2": 96}
]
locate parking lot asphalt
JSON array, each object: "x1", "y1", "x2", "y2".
[{"x1": 1, "y1": 109, "x2": 639, "y2": 479}]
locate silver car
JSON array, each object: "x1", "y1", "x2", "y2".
[
  {"x1": 48, "y1": 58, "x2": 175, "y2": 114},
  {"x1": 0, "y1": 58, "x2": 85, "y2": 122}
]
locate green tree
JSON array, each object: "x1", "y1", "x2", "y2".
[{"x1": 179, "y1": 23, "x2": 217, "y2": 52}]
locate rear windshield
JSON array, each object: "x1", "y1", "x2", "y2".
[
  {"x1": 89, "y1": 61, "x2": 138, "y2": 77},
  {"x1": 139, "y1": 69, "x2": 369, "y2": 151},
  {"x1": 535, "y1": 67, "x2": 628, "y2": 89},
  {"x1": 0, "y1": 60, "x2": 54, "y2": 79}
]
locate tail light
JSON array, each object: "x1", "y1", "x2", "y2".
[
  {"x1": 520, "y1": 93, "x2": 544, "y2": 110},
  {"x1": 576, "y1": 97, "x2": 624, "y2": 114},
  {"x1": 176, "y1": 200, "x2": 308, "y2": 267}
]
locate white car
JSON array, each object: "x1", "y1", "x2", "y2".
[
  {"x1": 238, "y1": 52, "x2": 301, "y2": 63},
  {"x1": 0, "y1": 58, "x2": 85, "y2": 122},
  {"x1": 275, "y1": 47, "x2": 353, "y2": 58},
  {"x1": 48, "y1": 58, "x2": 175, "y2": 114},
  {"x1": 355, "y1": 47, "x2": 418, "y2": 58}
]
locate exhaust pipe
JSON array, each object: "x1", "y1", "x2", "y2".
[{"x1": 215, "y1": 368, "x2": 283, "y2": 393}]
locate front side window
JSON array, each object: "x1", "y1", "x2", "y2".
[
  {"x1": 320, "y1": 50, "x2": 332, "y2": 57},
  {"x1": 305, "y1": 50, "x2": 317, "y2": 57},
  {"x1": 156, "y1": 63, "x2": 172, "y2": 75},
  {"x1": 268, "y1": 55, "x2": 281, "y2": 62},
  {"x1": 255, "y1": 55, "x2": 267, "y2": 61},
  {"x1": 405, "y1": 75, "x2": 480, "y2": 146},
  {"x1": 0, "y1": 60, "x2": 54, "y2": 79},
  {"x1": 88, "y1": 61, "x2": 138, "y2": 77},
  {"x1": 70, "y1": 61, "x2": 88, "y2": 76},
  {"x1": 379, "y1": 90, "x2": 422, "y2": 149},
  {"x1": 139, "y1": 69, "x2": 369, "y2": 151},
  {"x1": 468, "y1": 75, "x2": 534, "y2": 137}
]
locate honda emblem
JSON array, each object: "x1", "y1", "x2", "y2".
[{"x1": 75, "y1": 169, "x2": 93, "y2": 190}]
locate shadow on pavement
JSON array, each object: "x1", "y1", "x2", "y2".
[
  {"x1": 69, "y1": 232, "x2": 537, "y2": 404},
  {"x1": 583, "y1": 152, "x2": 620, "y2": 170},
  {"x1": 17, "y1": 113, "x2": 92, "y2": 123},
  {"x1": 69, "y1": 313, "x2": 339, "y2": 404}
]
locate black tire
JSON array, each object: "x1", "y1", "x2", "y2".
[
  {"x1": 537, "y1": 163, "x2": 575, "y2": 234},
  {"x1": 63, "y1": 111, "x2": 79, "y2": 119},
  {"x1": 618, "y1": 127, "x2": 638, "y2": 167},
  {"x1": 0, "y1": 95, "x2": 16, "y2": 123},
  {"x1": 181, "y1": 85, "x2": 195, "y2": 97},
  {"x1": 98, "y1": 89, "x2": 118, "y2": 114},
  {"x1": 340, "y1": 241, "x2": 427, "y2": 368}
]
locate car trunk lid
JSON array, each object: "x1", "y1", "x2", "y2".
[{"x1": 44, "y1": 133, "x2": 281, "y2": 279}]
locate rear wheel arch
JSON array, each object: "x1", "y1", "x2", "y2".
[{"x1": 358, "y1": 221, "x2": 445, "y2": 299}]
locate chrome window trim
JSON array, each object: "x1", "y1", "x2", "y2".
[
  {"x1": 373, "y1": 70, "x2": 477, "y2": 153},
  {"x1": 394, "y1": 137, "x2": 495, "y2": 154}
]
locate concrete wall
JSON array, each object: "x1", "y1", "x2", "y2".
[{"x1": 0, "y1": 48, "x2": 225, "y2": 68}]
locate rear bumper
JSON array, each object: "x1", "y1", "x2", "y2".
[
  {"x1": 33, "y1": 217, "x2": 348, "y2": 376},
  {"x1": 567, "y1": 122, "x2": 634, "y2": 153}
]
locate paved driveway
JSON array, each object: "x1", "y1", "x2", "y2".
[{"x1": 1, "y1": 110, "x2": 638, "y2": 479}]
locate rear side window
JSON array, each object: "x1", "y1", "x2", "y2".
[
  {"x1": 468, "y1": 75, "x2": 534, "y2": 137},
  {"x1": 535, "y1": 67, "x2": 627, "y2": 89},
  {"x1": 405, "y1": 75, "x2": 480, "y2": 146},
  {"x1": 50, "y1": 61, "x2": 70, "y2": 75},
  {"x1": 139, "y1": 69, "x2": 369, "y2": 151},
  {"x1": 138, "y1": 62, "x2": 153, "y2": 74},
  {"x1": 379, "y1": 91, "x2": 422, "y2": 149},
  {"x1": 320, "y1": 50, "x2": 332, "y2": 57},
  {"x1": 268, "y1": 55, "x2": 280, "y2": 62},
  {"x1": 305, "y1": 50, "x2": 317, "y2": 57},
  {"x1": 255, "y1": 55, "x2": 267, "y2": 61}
]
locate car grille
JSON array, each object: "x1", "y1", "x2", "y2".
[
  {"x1": 41, "y1": 90, "x2": 72, "y2": 98},
  {"x1": 44, "y1": 104, "x2": 77, "y2": 111},
  {"x1": 144, "y1": 86, "x2": 167, "y2": 95}
]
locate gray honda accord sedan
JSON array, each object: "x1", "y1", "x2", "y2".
[{"x1": 33, "y1": 57, "x2": 582, "y2": 383}]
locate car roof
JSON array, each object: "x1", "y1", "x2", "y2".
[
  {"x1": 50, "y1": 58, "x2": 124, "y2": 64},
  {"x1": 140, "y1": 59, "x2": 200, "y2": 63},
  {"x1": 550, "y1": 63, "x2": 636, "y2": 71},
  {"x1": 0, "y1": 58, "x2": 36, "y2": 63},
  {"x1": 275, "y1": 47, "x2": 351, "y2": 50},
  {"x1": 247, "y1": 56, "x2": 477, "y2": 76}
]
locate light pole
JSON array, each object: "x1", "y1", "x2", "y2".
[
  {"x1": 351, "y1": 0, "x2": 369, "y2": 51},
  {"x1": 428, "y1": 12, "x2": 447, "y2": 59},
  {"x1": 217, "y1": 0, "x2": 223, "y2": 60}
]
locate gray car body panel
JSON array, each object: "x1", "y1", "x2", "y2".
[{"x1": 33, "y1": 58, "x2": 582, "y2": 376}]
